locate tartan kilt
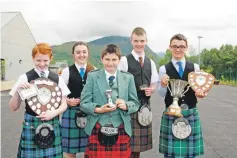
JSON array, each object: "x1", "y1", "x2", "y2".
[
  {"x1": 61, "y1": 107, "x2": 88, "y2": 153},
  {"x1": 17, "y1": 113, "x2": 62, "y2": 158},
  {"x1": 85, "y1": 123, "x2": 131, "y2": 158},
  {"x1": 130, "y1": 112, "x2": 152, "y2": 152},
  {"x1": 159, "y1": 107, "x2": 204, "y2": 157}
]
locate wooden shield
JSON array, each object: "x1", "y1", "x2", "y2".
[
  {"x1": 26, "y1": 78, "x2": 62, "y2": 115},
  {"x1": 188, "y1": 71, "x2": 215, "y2": 92}
]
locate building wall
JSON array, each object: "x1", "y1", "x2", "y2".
[{"x1": 1, "y1": 13, "x2": 36, "y2": 80}]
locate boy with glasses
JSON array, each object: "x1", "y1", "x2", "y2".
[{"x1": 158, "y1": 34, "x2": 206, "y2": 158}]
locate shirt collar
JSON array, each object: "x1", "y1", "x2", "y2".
[
  {"x1": 171, "y1": 57, "x2": 186, "y2": 66},
  {"x1": 131, "y1": 50, "x2": 145, "y2": 62},
  {"x1": 75, "y1": 63, "x2": 87, "y2": 71},
  {"x1": 34, "y1": 68, "x2": 49, "y2": 78},
  {"x1": 104, "y1": 69, "x2": 117, "y2": 81}
]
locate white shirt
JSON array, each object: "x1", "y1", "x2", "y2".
[
  {"x1": 9, "y1": 68, "x2": 71, "y2": 96},
  {"x1": 118, "y1": 50, "x2": 159, "y2": 84},
  {"x1": 158, "y1": 58, "x2": 200, "y2": 97},
  {"x1": 104, "y1": 69, "x2": 117, "y2": 85},
  {"x1": 61, "y1": 63, "x2": 87, "y2": 86}
]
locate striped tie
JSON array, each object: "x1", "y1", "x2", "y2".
[{"x1": 40, "y1": 71, "x2": 45, "y2": 78}]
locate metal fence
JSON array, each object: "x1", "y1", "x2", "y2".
[{"x1": 215, "y1": 68, "x2": 237, "y2": 81}]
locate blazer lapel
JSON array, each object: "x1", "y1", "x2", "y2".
[
  {"x1": 117, "y1": 71, "x2": 126, "y2": 99},
  {"x1": 96, "y1": 69, "x2": 109, "y2": 103}
]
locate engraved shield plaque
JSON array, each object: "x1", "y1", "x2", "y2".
[
  {"x1": 188, "y1": 71, "x2": 215, "y2": 92},
  {"x1": 27, "y1": 78, "x2": 62, "y2": 115}
]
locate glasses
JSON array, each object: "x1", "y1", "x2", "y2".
[{"x1": 171, "y1": 45, "x2": 186, "y2": 49}]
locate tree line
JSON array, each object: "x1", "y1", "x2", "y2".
[{"x1": 157, "y1": 44, "x2": 237, "y2": 81}]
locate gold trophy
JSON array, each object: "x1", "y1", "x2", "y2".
[{"x1": 165, "y1": 79, "x2": 190, "y2": 117}]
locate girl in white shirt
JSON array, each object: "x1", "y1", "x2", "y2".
[{"x1": 9, "y1": 43, "x2": 70, "y2": 158}]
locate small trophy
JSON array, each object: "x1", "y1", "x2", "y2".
[
  {"x1": 140, "y1": 83, "x2": 148, "y2": 90},
  {"x1": 165, "y1": 79, "x2": 190, "y2": 117},
  {"x1": 105, "y1": 90, "x2": 116, "y2": 108}
]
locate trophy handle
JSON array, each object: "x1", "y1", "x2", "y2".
[
  {"x1": 181, "y1": 85, "x2": 190, "y2": 97},
  {"x1": 167, "y1": 85, "x2": 173, "y2": 96}
]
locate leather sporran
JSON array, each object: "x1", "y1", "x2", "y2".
[{"x1": 98, "y1": 125, "x2": 118, "y2": 146}]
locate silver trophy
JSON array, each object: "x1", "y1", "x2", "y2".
[
  {"x1": 139, "y1": 83, "x2": 148, "y2": 90},
  {"x1": 105, "y1": 90, "x2": 116, "y2": 108},
  {"x1": 165, "y1": 79, "x2": 190, "y2": 117}
]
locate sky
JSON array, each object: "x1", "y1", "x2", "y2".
[{"x1": 1, "y1": 0, "x2": 237, "y2": 54}]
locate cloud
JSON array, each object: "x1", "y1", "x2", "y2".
[{"x1": 1, "y1": 0, "x2": 237, "y2": 52}]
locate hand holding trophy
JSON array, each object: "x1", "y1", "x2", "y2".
[
  {"x1": 18, "y1": 77, "x2": 63, "y2": 149},
  {"x1": 188, "y1": 71, "x2": 215, "y2": 96},
  {"x1": 105, "y1": 90, "x2": 116, "y2": 108}
]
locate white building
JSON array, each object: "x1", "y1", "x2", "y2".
[{"x1": 1, "y1": 12, "x2": 36, "y2": 81}]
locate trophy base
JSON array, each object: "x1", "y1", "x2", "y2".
[
  {"x1": 108, "y1": 104, "x2": 116, "y2": 108},
  {"x1": 164, "y1": 104, "x2": 183, "y2": 117},
  {"x1": 164, "y1": 111, "x2": 183, "y2": 117}
]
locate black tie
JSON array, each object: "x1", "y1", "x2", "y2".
[{"x1": 40, "y1": 71, "x2": 45, "y2": 78}]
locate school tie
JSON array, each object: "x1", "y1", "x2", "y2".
[
  {"x1": 108, "y1": 76, "x2": 115, "y2": 87},
  {"x1": 176, "y1": 61, "x2": 184, "y2": 78},
  {"x1": 40, "y1": 71, "x2": 45, "y2": 78},
  {"x1": 139, "y1": 57, "x2": 143, "y2": 67},
  {"x1": 79, "y1": 68, "x2": 85, "y2": 78}
]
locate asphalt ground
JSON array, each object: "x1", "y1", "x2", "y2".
[{"x1": 1, "y1": 85, "x2": 237, "y2": 158}]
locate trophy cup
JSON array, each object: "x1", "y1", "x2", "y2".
[
  {"x1": 105, "y1": 90, "x2": 116, "y2": 108},
  {"x1": 164, "y1": 79, "x2": 190, "y2": 117},
  {"x1": 139, "y1": 83, "x2": 148, "y2": 90}
]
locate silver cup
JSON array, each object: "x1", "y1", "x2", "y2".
[
  {"x1": 165, "y1": 79, "x2": 190, "y2": 117},
  {"x1": 139, "y1": 84, "x2": 148, "y2": 90},
  {"x1": 105, "y1": 90, "x2": 116, "y2": 108}
]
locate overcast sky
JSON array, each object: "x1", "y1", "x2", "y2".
[{"x1": 1, "y1": 0, "x2": 237, "y2": 54}]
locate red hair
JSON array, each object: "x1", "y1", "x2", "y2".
[{"x1": 32, "y1": 43, "x2": 52, "y2": 58}]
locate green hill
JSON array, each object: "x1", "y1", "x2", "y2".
[{"x1": 52, "y1": 36, "x2": 160, "y2": 68}]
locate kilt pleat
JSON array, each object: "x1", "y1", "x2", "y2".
[
  {"x1": 84, "y1": 123, "x2": 131, "y2": 158},
  {"x1": 61, "y1": 107, "x2": 88, "y2": 153},
  {"x1": 130, "y1": 112, "x2": 152, "y2": 152},
  {"x1": 17, "y1": 113, "x2": 63, "y2": 158},
  {"x1": 159, "y1": 108, "x2": 204, "y2": 157}
]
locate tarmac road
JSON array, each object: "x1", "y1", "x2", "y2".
[{"x1": 1, "y1": 85, "x2": 237, "y2": 158}]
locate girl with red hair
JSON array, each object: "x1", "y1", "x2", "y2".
[{"x1": 9, "y1": 43, "x2": 70, "y2": 158}]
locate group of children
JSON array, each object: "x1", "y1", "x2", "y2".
[{"x1": 9, "y1": 27, "x2": 207, "y2": 158}]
